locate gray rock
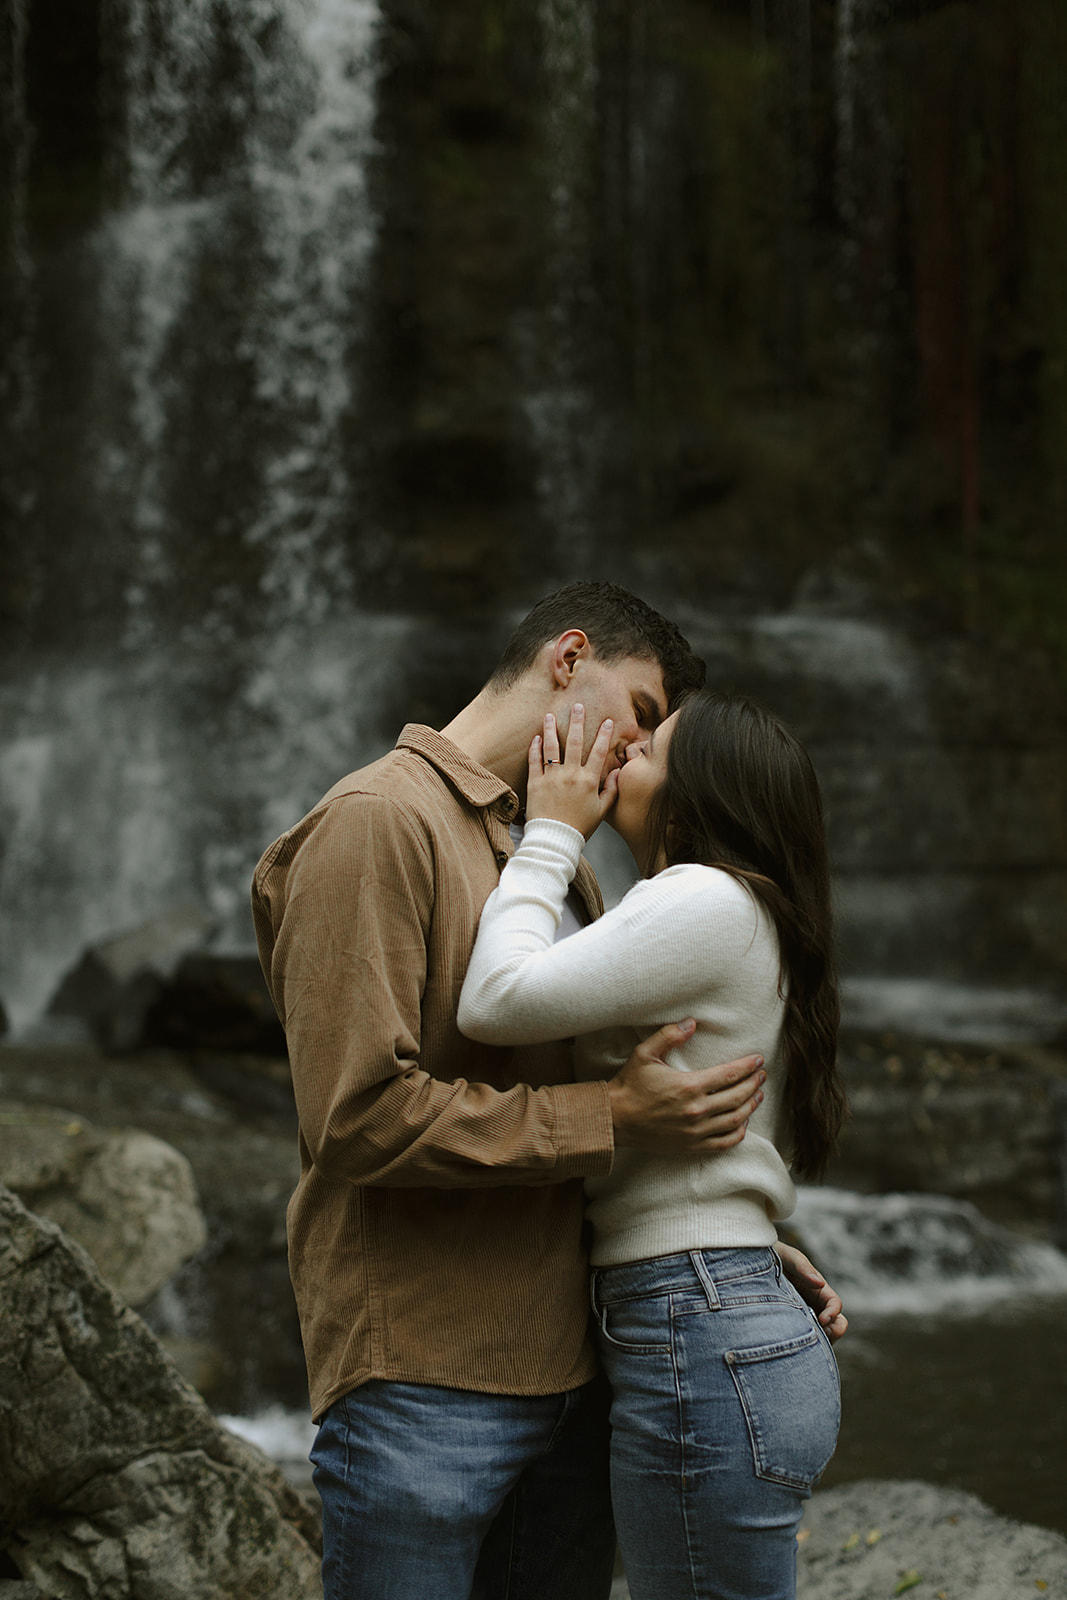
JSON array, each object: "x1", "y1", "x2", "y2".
[
  {"x1": 0, "y1": 1106, "x2": 207, "y2": 1306},
  {"x1": 46, "y1": 907, "x2": 216, "y2": 1053},
  {"x1": 0, "y1": 1045, "x2": 305, "y2": 1415},
  {"x1": 797, "y1": 1479, "x2": 1067, "y2": 1599},
  {"x1": 143, "y1": 954, "x2": 287, "y2": 1058},
  {"x1": 826, "y1": 1038, "x2": 1067, "y2": 1239},
  {"x1": 0, "y1": 1183, "x2": 321, "y2": 1599},
  {"x1": 609, "y1": 1480, "x2": 1067, "y2": 1599}
]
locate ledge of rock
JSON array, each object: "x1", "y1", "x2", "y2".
[
  {"x1": 0, "y1": 1184, "x2": 321, "y2": 1599},
  {"x1": 797, "y1": 1480, "x2": 1067, "y2": 1600},
  {"x1": 0, "y1": 1106, "x2": 206, "y2": 1307},
  {"x1": 608, "y1": 1481, "x2": 1067, "y2": 1599}
]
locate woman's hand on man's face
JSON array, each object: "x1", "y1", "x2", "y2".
[{"x1": 526, "y1": 704, "x2": 620, "y2": 840}]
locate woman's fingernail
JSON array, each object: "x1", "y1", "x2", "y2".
[{"x1": 573, "y1": 702, "x2": 583, "y2": 714}]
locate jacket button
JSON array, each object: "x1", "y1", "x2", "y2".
[{"x1": 495, "y1": 850, "x2": 508, "y2": 866}]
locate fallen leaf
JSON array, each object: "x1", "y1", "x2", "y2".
[
  {"x1": 1035, "y1": 1583, "x2": 1048, "y2": 1592},
  {"x1": 842, "y1": 1532, "x2": 861, "y2": 1552},
  {"x1": 866, "y1": 1529, "x2": 883, "y2": 1546},
  {"x1": 895, "y1": 1574, "x2": 923, "y2": 1596},
  {"x1": 796, "y1": 1529, "x2": 810, "y2": 1544}
]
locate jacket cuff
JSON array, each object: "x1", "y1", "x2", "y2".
[{"x1": 544, "y1": 1079, "x2": 615, "y2": 1177}]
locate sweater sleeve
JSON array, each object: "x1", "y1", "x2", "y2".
[{"x1": 458, "y1": 819, "x2": 759, "y2": 1046}]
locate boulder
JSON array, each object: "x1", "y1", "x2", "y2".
[
  {"x1": 0, "y1": 1107, "x2": 206, "y2": 1306},
  {"x1": 0, "y1": 1184, "x2": 321, "y2": 1599},
  {"x1": 0, "y1": 1045, "x2": 305, "y2": 1416},
  {"x1": 46, "y1": 907, "x2": 216, "y2": 1053},
  {"x1": 607, "y1": 1480, "x2": 1067, "y2": 1600},
  {"x1": 796, "y1": 1479, "x2": 1067, "y2": 1599},
  {"x1": 143, "y1": 954, "x2": 287, "y2": 1058}
]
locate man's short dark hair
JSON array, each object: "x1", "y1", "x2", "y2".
[{"x1": 488, "y1": 582, "x2": 706, "y2": 710}]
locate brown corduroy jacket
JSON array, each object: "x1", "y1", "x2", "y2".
[{"x1": 252, "y1": 724, "x2": 616, "y2": 1420}]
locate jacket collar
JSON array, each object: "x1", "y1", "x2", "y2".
[
  {"x1": 396, "y1": 724, "x2": 604, "y2": 920},
  {"x1": 396, "y1": 724, "x2": 516, "y2": 812}
]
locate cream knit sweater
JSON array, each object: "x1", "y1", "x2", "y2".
[{"x1": 459, "y1": 817, "x2": 797, "y2": 1266}]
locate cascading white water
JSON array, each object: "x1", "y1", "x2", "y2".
[
  {"x1": 1, "y1": 0, "x2": 36, "y2": 519},
  {"x1": 792, "y1": 1185, "x2": 1067, "y2": 1315},
  {"x1": 519, "y1": 0, "x2": 603, "y2": 571},
  {"x1": 98, "y1": 0, "x2": 380, "y2": 637},
  {"x1": 0, "y1": 0, "x2": 395, "y2": 1033}
]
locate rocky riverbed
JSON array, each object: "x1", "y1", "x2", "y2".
[{"x1": 2, "y1": 1030, "x2": 1066, "y2": 1595}]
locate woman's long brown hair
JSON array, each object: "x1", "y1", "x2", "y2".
[{"x1": 645, "y1": 691, "x2": 846, "y2": 1179}]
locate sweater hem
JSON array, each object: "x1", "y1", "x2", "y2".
[{"x1": 589, "y1": 1201, "x2": 780, "y2": 1268}]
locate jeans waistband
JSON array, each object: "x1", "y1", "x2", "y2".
[{"x1": 589, "y1": 1247, "x2": 779, "y2": 1313}]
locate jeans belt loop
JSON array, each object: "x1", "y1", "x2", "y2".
[{"x1": 689, "y1": 1249, "x2": 721, "y2": 1310}]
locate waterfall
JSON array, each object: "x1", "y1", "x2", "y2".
[
  {"x1": 1, "y1": 0, "x2": 1063, "y2": 1040},
  {"x1": 519, "y1": 0, "x2": 602, "y2": 571},
  {"x1": 0, "y1": 0, "x2": 394, "y2": 1034},
  {"x1": 834, "y1": 0, "x2": 860, "y2": 232},
  {"x1": 0, "y1": 0, "x2": 35, "y2": 545},
  {"x1": 97, "y1": 0, "x2": 381, "y2": 640},
  {"x1": 792, "y1": 1186, "x2": 1067, "y2": 1315}
]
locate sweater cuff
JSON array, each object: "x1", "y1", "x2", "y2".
[
  {"x1": 543, "y1": 1079, "x2": 615, "y2": 1178},
  {"x1": 519, "y1": 816, "x2": 585, "y2": 867}
]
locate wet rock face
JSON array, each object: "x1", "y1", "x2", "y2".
[
  {"x1": 0, "y1": 1107, "x2": 206, "y2": 1306},
  {"x1": 0, "y1": 1184, "x2": 321, "y2": 1599},
  {"x1": 826, "y1": 1035, "x2": 1067, "y2": 1239}
]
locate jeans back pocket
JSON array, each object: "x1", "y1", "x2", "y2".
[{"x1": 726, "y1": 1327, "x2": 841, "y2": 1490}]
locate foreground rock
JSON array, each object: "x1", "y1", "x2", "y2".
[
  {"x1": 608, "y1": 1481, "x2": 1067, "y2": 1599},
  {"x1": 797, "y1": 1479, "x2": 1067, "y2": 1598},
  {"x1": 0, "y1": 1107, "x2": 206, "y2": 1306},
  {"x1": 0, "y1": 1044, "x2": 304, "y2": 1413},
  {"x1": 0, "y1": 1184, "x2": 321, "y2": 1599}
]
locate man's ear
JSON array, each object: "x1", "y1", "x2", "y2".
[{"x1": 550, "y1": 629, "x2": 590, "y2": 689}]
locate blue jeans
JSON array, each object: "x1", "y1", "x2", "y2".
[
  {"x1": 591, "y1": 1247, "x2": 840, "y2": 1600},
  {"x1": 310, "y1": 1376, "x2": 616, "y2": 1600}
]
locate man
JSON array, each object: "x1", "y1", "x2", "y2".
[{"x1": 252, "y1": 583, "x2": 844, "y2": 1600}]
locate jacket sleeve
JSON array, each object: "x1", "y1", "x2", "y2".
[
  {"x1": 458, "y1": 818, "x2": 756, "y2": 1046},
  {"x1": 253, "y1": 792, "x2": 613, "y2": 1189}
]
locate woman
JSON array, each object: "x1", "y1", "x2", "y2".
[{"x1": 458, "y1": 690, "x2": 846, "y2": 1600}]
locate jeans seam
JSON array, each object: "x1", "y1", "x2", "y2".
[
  {"x1": 669, "y1": 1304, "x2": 701, "y2": 1600},
  {"x1": 541, "y1": 1390, "x2": 573, "y2": 1457},
  {"x1": 337, "y1": 1393, "x2": 355, "y2": 1583},
  {"x1": 499, "y1": 1489, "x2": 517, "y2": 1600}
]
